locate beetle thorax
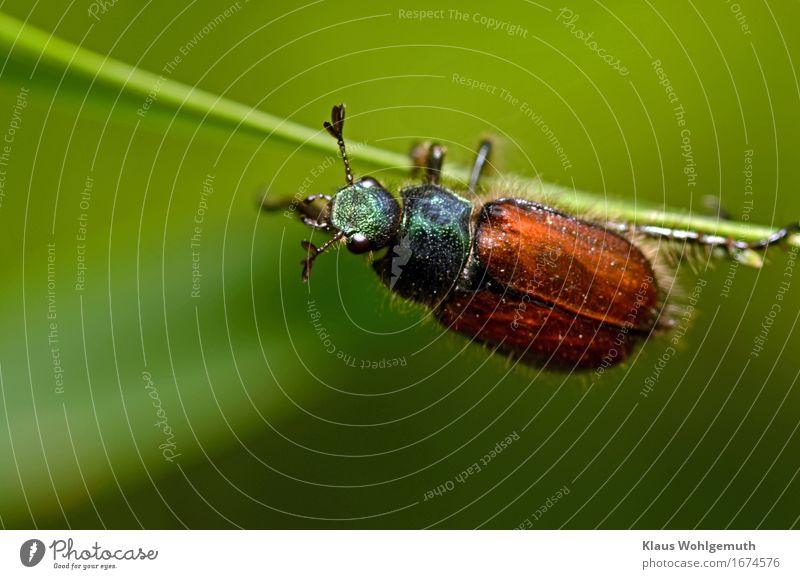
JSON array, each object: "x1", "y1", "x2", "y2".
[{"x1": 373, "y1": 184, "x2": 472, "y2": 304}]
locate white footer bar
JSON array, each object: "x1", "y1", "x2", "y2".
[{"x1": 1, "y1": 530, "x2": 797, "y2": 577}]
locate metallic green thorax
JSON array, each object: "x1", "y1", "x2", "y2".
[
  {"x1": 329, "y1": 183, "x2": 401, "y2": 249},
  {"x1": 374, "y1": 184, "x2": 472, "y2": 304}
]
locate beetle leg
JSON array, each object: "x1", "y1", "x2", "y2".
[
  {"x1": 302, "y1": 193, "x2": 332, "y2": 205},
  {"x1": 409, "y1": 142, "x2": 446, "y2": 184},
  {"x1": 409, "y1": 142, "x2": 428, "y2": 178},
  {"x1": 301, "y1": 216, "x2": 332, "y2": 231},
  {"x1": 424, "y1": 143, "x2": 445, "y2": 184},
  {"x1": 738, "y1": 222, "x2": 800, "y2": 250},
  {"x1": 259, "y1": 192, "x2": 332, "y2": 230},
  {"x1": 299, "y1": 194, "x2": 332, "y2": 230},
  {"x1": 468, "y1": 139, "x2": 492, "y2": 192},
  {"x1": 608, "y1": 221, "x2": 800, "y2": 252}
]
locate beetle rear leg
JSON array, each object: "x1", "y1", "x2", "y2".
[
  {"x1": 608, "y1": 220, "x2": 800, "y2": 252},
  {"x1": 738, "y1": 222, "x2": 800, "y2": 250}
]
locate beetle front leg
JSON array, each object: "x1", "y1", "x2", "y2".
[
  {"x1": 260, "y1": 192, "x2": 332, "y2": 230},
  {"x1": 409, "y1": 142, "x2": 445, "y2": 184},
  {"x1": 468, "y1": 139, "x2": 492, "y2": 192}
]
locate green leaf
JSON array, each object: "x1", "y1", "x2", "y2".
[{"x1": 0, "y1": 11, "x2": 795, "y2": 248}]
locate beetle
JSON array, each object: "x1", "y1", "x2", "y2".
[{"x1": 261, "y1": 104, "x2": 799, "y2": 371}]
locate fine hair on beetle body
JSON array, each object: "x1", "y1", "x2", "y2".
[{"x1": 260, "y1": 104, "x2": 798, "y2": 373}]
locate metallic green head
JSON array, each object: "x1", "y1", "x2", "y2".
[
  {"x1": 330, "y1": 177, "x2": 401, "y2": 254},
  {"x1": 288, "y1": 104, "x2": 405, "y2": 281}
]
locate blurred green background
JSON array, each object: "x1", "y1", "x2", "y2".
[{"x1": 0, "y1": 0, "x2": 798, "y2": 529}]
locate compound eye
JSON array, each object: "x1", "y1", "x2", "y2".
[{"x1": 346, "y1": 233, "x2": 371, "y2": 254}]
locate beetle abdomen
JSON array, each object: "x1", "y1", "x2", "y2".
[{"x1": 374, "y1": 184, "x2": 472, "y2": 304}]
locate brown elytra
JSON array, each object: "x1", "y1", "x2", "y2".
[{"x1": 436, "y1": 199, "x2": 661, "y2": 369}]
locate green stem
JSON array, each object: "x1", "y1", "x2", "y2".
[{"x1": 1, "y1": 11, "x2": 797, "y2": 252}]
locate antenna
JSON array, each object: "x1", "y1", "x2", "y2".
[
  {"x1": 300, "y1": 232, "x2": 344, "y2": 282},
  {"x1": 298, "y1": 104, "x2": 354, "y2": 281},
  {"x1": 323, "y1": 104, "x2": 353, "y2": 185}
]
